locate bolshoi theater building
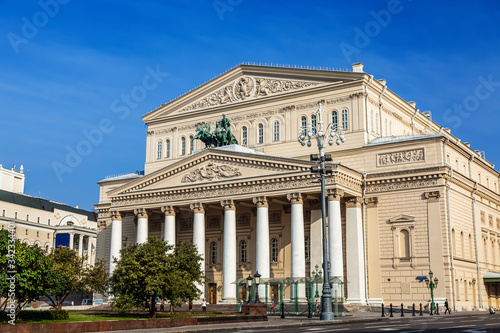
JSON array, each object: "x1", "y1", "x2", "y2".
[{"x1": 95, "y1": 63, "x2": 500, "y2": 310}]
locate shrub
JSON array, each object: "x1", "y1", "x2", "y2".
[{"x1": 14, "y1": 310, "x2": 69, "y2": 321}]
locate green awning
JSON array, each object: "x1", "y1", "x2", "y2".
[{"x1": 483, "y1": 271, "x2": 500, "y2": 283}]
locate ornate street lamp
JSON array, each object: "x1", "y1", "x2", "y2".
[
  {"x1": 254, "y1": 271, "x2": 261, "y2": 303},
  {"x1": 297, "y1": 102, "x2": 345, "y2": 321},
  {"x1": 246, "y1": 274, "x2": 253, "y2": 303},
  {"x1": 425, "y1": 270, "x2": 439, "y2": 314},
  {"x1": 312, "y1": 264, "x2": 322, "y2": 298}
]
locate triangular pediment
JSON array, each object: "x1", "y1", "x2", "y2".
[
  {"x1": 387, "y1": 214, "x2": 415, "y2": 224},
  {"x1": 108, "y1": 147, "x2": 313, "y2": 196},
  {"x1": 143, "y1": 64, "x2": 365, "y2": 122}
]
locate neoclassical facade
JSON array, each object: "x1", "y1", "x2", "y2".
[{"x1": 95, "y1": 63, "x2": 500, "y2": 310}]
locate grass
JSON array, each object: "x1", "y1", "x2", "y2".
[{"x1": 1, "y1": 311, "x2": 229, "y2": 324}]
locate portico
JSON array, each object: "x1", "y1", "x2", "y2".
[{"x1": 98, "y1": 147, "x2": 363, "y2": 303}]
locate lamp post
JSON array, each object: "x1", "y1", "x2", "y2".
[
  {"x1": 425, "y1": 270, "x2": 439, "y2": 314},
  {"x1": 254, "y1": 271, "x2": 261, "y2": 303},
  {"x1": 298, "y1": 102, "x2": 345, "y2": 321},
  {"x1": 246, "y1": 274, "x2": 253, "y2": 303},
  {"x1": 312, "y1": 264, "x2": 322, "y2": 298}
]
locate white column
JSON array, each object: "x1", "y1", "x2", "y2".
[
  {"x1": 328, "y1": 189, "x2": 344, "y2": 279},
  {"x1": 190, "y1": 203, "x2": 206, "y2": 300},
  {"x1": 287, "y1": 193, "x2": 306, "y2": 300},
  {"x1": 221, "y1": 199, "x2": 236, "y2": 303},
  {"x1": 161, "y1": 206, "x2": 176, "y2": 246},
  {"x1": 345, "y1": 197, "x2": 366, "y2": 304},
  {"x1": 109, "y1": 211, "x2": 122, "y2": 275},
  {"x1": 87, "y1": 236, "x2": 93, "y2": 266},
  {"x1": 134, "y1": 208, "x2": 149, "y2": 244},
  {"x1": 253, "y1": 196, "x2": 270, "y2": 298},
  {"x1": 69, "y1": 232, "x2": 74, "y2": 250},
  {"x1": 78, "y1": 234, "x2": 84, "y2": 257}
]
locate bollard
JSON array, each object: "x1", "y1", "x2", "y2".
[
  {"x1": 412, "y1": 303, "x2": 415, "y2": 316},
  {"x1": 436, "y1": 303, "x2": 439, "y2": 315},
  {"x1": 381, "y1": 303, "x2": 385, "y2": 317},
  {"x1": 390, "y1": 303, "x2": 394, "y2": 317},
  {"x1": 419, "y1": 303, "x2": 423, "y2": 316},
  {"x1": 281, "y1": 302, "x2": 285, "y2": 318},
  {"x1": 308, "y1": 302, "x2": 312, "y2": 318},
  {"x1": 401, "y1": 303, "x2": 404, "y2": 317}
]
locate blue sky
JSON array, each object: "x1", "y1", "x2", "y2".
[{"x1": 1, "y1": 0, "x2": 499, "y2": 211}]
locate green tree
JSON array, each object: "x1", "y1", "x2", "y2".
[
  {"x1": 0, "y1": 229, "x2": 53, "y2": 317},
  {"x1": 44, "y1": 246, "x2": 108, "y2": 310},
  {"x1": 109, "y1": 237, "x2": 206, "y2": 317}
]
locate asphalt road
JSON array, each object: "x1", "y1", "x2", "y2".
[{"x1": 210, "y1": 313, "x2": 500, "y2": 332}]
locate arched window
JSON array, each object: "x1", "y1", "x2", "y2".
[
  {"x1": 14, "y1": 212, "x2": 17, "y2": 219},
  {"x1": 45, "y1": 244, "x2": 50, "y2": 254},
  {"x1": 400, "y1": 229, "x2": 410, "y2": 258},
  {"x1": 305, "y1": 237, "x2": 310, "y2": 262},
  {"x1": 332, "y1": 111, "x2": 338, "y2": 130},
  {"x1": 301, "y1": 116, "x2": 307, "y2": 135},
  {"x1": 166, "y1": 139, "x2": 171, "y2": 158},
  {"x1": 258, "y1": 124, "x2": 264, "y2": 144},
  {"x1": 210, "y1": 242, "x2": 217, "y2": 265},
  {"x1": 26, "y1": 214, "x2": 29, "y2": 221},
  {"x1": 157, "y1": 140, "x2": 162, "y2": 159},
  {"x1": 240, "y1": 240, "x2": 247, "y2": 264},
  {"x1": 190, "y1": 135, "x2": 194, "y2": 154},
  {"x1": 311, "y1": 114, "x2": 317, "y2": 134},
  {"x1": 271, "y1": 238, "x2": 279, "y2": 263},
  {"x1": 242, "y1": 126, "x2": 248, "y2": 145},
  {"x1": 181, "y1": 137, "x2": 186, "y2": 155},
  {"x1": 273, "y1": 121, "x2": 280, "y2": 141}
]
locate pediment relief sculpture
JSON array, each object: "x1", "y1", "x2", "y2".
[
  {"x1": 181, "y1": 162, "x2": 242, "y2": 183},
  {"x1": 180, "y1": 76, "x2": 321, "y2": 112}
]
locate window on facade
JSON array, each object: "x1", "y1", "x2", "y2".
[
  {"x1": 2, "y1": 209, "x2": 5, "y2": 217},
  {"x1": 190, "y1": 136, "x2": 194, "y2": 154},
  {"x1": 242, "y1": 127, "x2": 248, "y2": 145},
  {"x1": 311, "y1": 114, "x2": 317, "y2": 134},
  {"x1": 25, "y1": 229, "x2": 28, "y2": 235},
  {"x1": 341, "y1": 109, "x2": 349, "y2": 131},
  {"x1": 14, "y1": 212, "x2": 18, "y2": 219},
  {"x1": 45, "y1": 245, "x2": 50, "y2": 254},
  {"x1": 301, "y1": 116, "x2": 307, "y2": 135},
  {"x1": 489, "y1": 215, "x2": 493, "y2": 226},
  {"x1": 305, "y1": 236, "x2": 310, "y2": 261},
  {"x1": 157, "y1": 140, "x2": 162, "y2": 159},
  {"x1": 48, "y1": 218, "x2": 51, "y2": 226},
  {"x1": 332, "y1": 111, "x2": 338, "y2": 130},
  {"x1": 210, "y1": 242, "x2": 217, "y2": 265},
  {"x1": 240, "y1": 240, "x2": 247, "y2": 264},
  {"x1": 400, "y1": 229, "x2": 410, "y2": 258},
  {"x1": 26, "y1": 214, "x2": 29, "y2": 221},
  {"x1": 166, "y1": 139, "x2": 170, "y2": 158},
  {"x1": 460, "y1": 231, "x2": 464, "y2": 257},
  {"x1": 481, "y1": 211, "x2": 485, "y2": 224},
  {"x1": 181, "y1": 137, "x2": 186, "y2": 155},
  {"x1": 36, "y1": 231, "x2": 39, "y2": 237},
  {"x1": 273, "y1": 121, "x2": 280, "y2": 141},
  {"x1": 271, "y1": 238, "x2": 279, "y2": 262},
  {"x1": 258, "y1": 124, "x2": 264, "y2": 144},
  {"x1": 37, "y1": 217, "x2": 40, "y2": 223},
  {"x1": 374, "y1": 113, "x2": 378, "y2": 134}
]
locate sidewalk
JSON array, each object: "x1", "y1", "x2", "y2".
[{"x1": 98, "y1": 312, "x2": 386, "y2": 333}]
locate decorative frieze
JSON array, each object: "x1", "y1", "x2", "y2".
[
  {"x1": 179, "y1": 76, "x2": 321, "y2": 113},
  {"x1": 237, "y1": 213, "x2": 250, "y2": 226},
  {"x1": 367, "y1": 178, "x2": 438, "y2": 193},
  {"x1": 207, "y1": 216, "x2": 221, "y2": 229},
  {"x1": 377, "y1": 149, "x2": 425, "y2": 167},
  {"x1": 180, "y1": 218, "x2": 193, "y2": 231},
  {"x1": 269, "y1": 210, "x2": 282, "y2": 224},
  {"x1": 181, "y1": 162, "x2": 242, "y2": 183}
]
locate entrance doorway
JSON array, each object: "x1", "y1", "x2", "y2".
[{"x1": 208, "y1": 283, "x2": 217, "y2": 304}]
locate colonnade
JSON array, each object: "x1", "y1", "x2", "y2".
[
  {"x1": 63, "y1": 232, "x2": 94, "y2": 266},
  {"x1": 108, "y1": 191, "x2": 366, "y2": 303}
]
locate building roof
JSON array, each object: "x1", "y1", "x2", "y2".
[
  {"x1": 364, "y1": 134, "x2": 443, "y2": 147},
  {"x1": 98, "y1": 171, "x2": 144, "y2": 183},
  {"x1": 0, "y1": 189, "x2": 96, "y2": 222}
]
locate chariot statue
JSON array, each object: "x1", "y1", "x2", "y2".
[{"x1": 194, "y1": 114, "x2": 238, "y2": 148}]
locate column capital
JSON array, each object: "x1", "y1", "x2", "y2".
[
  {"x1": 253, "y1": 196, "x2": 271, "y2": 208},
  {"x1": 161, "y1": 205, "x2": 177, "y2": 216},
  {"x1": 424, "y1": 191, "x2": 441, "y2": 202},
  {"x1": 345, "y1": 196, "x2": 363, "y2": 208},
  {"x1": 287, "y1": 193, "x2": 305, "y2": 205},
  {"x1": 326, "y1": 189, "x2": 344, "y2": 201},
  {"x1": 134, "y1": 208, "x2": 149, "y2": 218},
  {"x1": 190, "y1": 202, "x2": 206, "y2": 214},
  {"x1": 221, "y1": 199, "x2": 236, "y2": 210},
  {"x1": 365, "y1": 197, "x2": 378, "y2": 207},
  {"x1": 110, "y1": 211, "x2": 122, "y2": 221}
]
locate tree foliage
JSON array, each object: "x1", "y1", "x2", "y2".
[
  {"x1": 109, "y1": 237, "x2": 206, "y2": 317},
  {"x1": 44, "y1": 246, "x2": 108, "y2": 310},
  {"x1": 0, "y1": 229, "x2": 52, "y2": 316}
]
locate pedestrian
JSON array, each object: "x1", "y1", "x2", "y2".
[
  {"x1": 315, "y1": 301, "x2": 320, "y2": 313},
  {"x1": 202, "y1": 299, "x2": 207, "y2": 312},
  {"x1": 240, "y1": 299, "x2": 244, "y2": 312},
  {"x1": 271, "y1": 300, "x2": 276, "y2": 313},
  {"x1": 160, "y1": 299, "x2": 164, "y2": 312},
  {"x1": 188, "y1": 299, "x2": 193, "y2": 312},
  {"x1": 444, "y1": 299, "x2": 451, "y2": 314}
]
